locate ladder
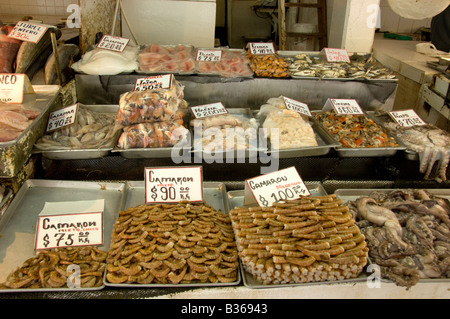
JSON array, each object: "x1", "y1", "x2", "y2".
[{"x1": 278, "y1": 0, "x2": 327, "y2": 51}]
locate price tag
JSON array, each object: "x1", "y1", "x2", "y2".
[
  {"x1": 46, "y1": 104, "x2": 78, "y2": 133},
  {"x1": 135, "y1": 74, "x2": 172, "y2": 91},
  {"x1": 8, "y1": 21, "x2": 48, "y2": 43},
  {"x1": 0, "y1": 73, "x2": 27, "y2": 103},
  {"x1": 248, "y1": 42, "x2": 275, "y2": 55},
  {"x1": 244, "y1": 166, "x2": 310, "y2": 207},
  {"x1": 323, "y1": 48, "x2": 351, "y2": 63},
  {"x1": 96, "y1": 35, "x2": 130, "y2": 52},
  {"x1": 196, "y1": 49, "x2": 222, "y2": 62},
  {"x1": 35, "y1": 200, "x2": 104, "y2": 250},
  {"x1": 282, "y1": 96, "x2": 312, "y2": 117},
  {"x1": 324, "y1": 98, "x2": 364, "y2": 115},
  {"x1": 388, "y1": 109, "x2": 426, "y2": 127},
  {"x1": 145, "y1": 166, "x2": 203, "y2": 203},
  {"x1": 190, "y1": 102, "x2": 228, "y2": 119}
]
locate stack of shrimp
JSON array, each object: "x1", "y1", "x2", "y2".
[{"x1": 116, "y1": 77, "x2": 189, "y2": 149}]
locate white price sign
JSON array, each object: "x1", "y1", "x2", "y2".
[
  {"x1": 282, "y1": 96, "x2": 311, "y2": 117},
  {"x1": 328, "y1": 99, "x2": 364, "y2": 115},
  {"x1": 249, "y1": 42, "x2": 275, "y2": 55},
  {"x1": 35, "y1": 200, "x2": 104, "y2": 250},
  {"x1": 135, "y1": 74, "x2": 172, "y2": 91},
  {"x1": 8, "y1": 21, "x2": 48, "y2": 43},
  {"x1": 97, "y1": 35, "x2": 130, "y2": 52},
  {"x1": 323, "y1": 48, "x2": 351, "y2": 63},
  {"x1": 389, "y1": 109, "x2": 426, "y2": 127},
  {"x1": 191, "y1": 102, "x2": 228, "y2": 118},
  {"x1": 46, "y1": 104, "x2": 78, "y2": 132},
  {"x1": 0, "y1": 73, "x2": 25, "y2": 103},
  {"x1": 244, "y1": 166, "x2": 310, "y2": 207},
  {"x1": 196, "y1": 49, "x2": 222, "y2": 62},
  {"x1": 145, "y1": 166, "x2": 203, "y2": 203}
]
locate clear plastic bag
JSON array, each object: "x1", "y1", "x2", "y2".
[
  {"x1": 195, "y1": 49, "x2": 253, "y2": 78},
  {"x1": 138, "y1": 44, "x2": 195, "y2": 74}
]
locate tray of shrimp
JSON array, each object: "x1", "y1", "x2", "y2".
[
  {"x1": 314, "y1": 110, "x2": 406, "y2": 157},
  {"x1": 227, "y1": 183, "x2": 370, "y2": 288},
  {"x1": 104, "y1": 181, "x2": 242, "y2": 287},
  {"x1": 0, "y1": 179, "x2": 126, "y2": 292}
]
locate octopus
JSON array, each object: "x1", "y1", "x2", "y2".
[
  {"x1": 230, "y1": 194, "x2": 368, "y2": 285},
  {"x1": 105, "y1": 201, "x2": 239, "y2": 285},
  {"x1": 0, "y1": 246, "x2": 107, "y2": 289},
  {"x1": 347, "y1": 189, "x2": 450, "y2": 289},
  {"x1": 375, "y1": 112, "x2": 450, "y2": 182}
]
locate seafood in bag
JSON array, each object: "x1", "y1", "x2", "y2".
[
  {"x1": 247, "y1": 52, "x2": 290, "y2": 78},
  {"x1": 116, "y1": 77, "x2": 188, "y2": 127},
  {"x1": 117, "y1": 121, "x2": 188, "y2": 149},
  {"x1": 195, "y1": 49, "x2": 253, "y2": 77},
  {"x1": 138, "y1": 44, "x2": 195, "y2": 74},
  {"x1": 315, "y1": 110, "x2": 399, "y2": 148},
  {"x1": 34, "y1": 105, "x2": 119, "y2": 150},
  {"x1": 258, "y1": 97, "x2": 318, "y2": 149},
  {"x1": 230, "y1": 194, "x2": 368, "y2": 284}
]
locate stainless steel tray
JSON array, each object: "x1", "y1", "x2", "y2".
[
  {"x1": 0, "y1": 179, "x2": 127, "y2": 293},
  {"x1": 334, "y1": 188, "x2": 450, "y2": 284},
  {"x1": 34, "y1": 104, "x2": 120, "y2": 160},
  {"x1": 104, "y1": 181, "x2": 242, "y2": 288},
  {"x1": 227, "y1": 183, "x2": 369, "y2": 288},
  {"x1": 0, "y1": 85, "x2": 60, "y2": 177},
  {"x1": 191, "y1": 108, "x2": 263, "y2": 161},
  {"x1": 112, "y1": 146, "x2": 180, "y2": 159},
  {"x1": 313, "y1": 111, "x2": 406, "y2": 157},
  {"x1": 0, "y1": 187, "x2": 13, "y2": 217}
]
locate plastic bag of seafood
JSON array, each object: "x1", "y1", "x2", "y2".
[
  {"x1": 117, "y1": 121, "x2": 189, "y2": 149},
  {"x1": 116, "y1": 77, "x2": 188, "y2": 127},
  {"x1": 195, "y1": 48, "x2": 253, "y2": 78},
  {"x1": 230, "y1": 195, "x2": 368, "y2": 285},
  {"x1": 34, "y1": 104, "x2": 120, "y2": 152},
  {"x1": 137, "y1": 44, "x2": 195, "y2": 74}
]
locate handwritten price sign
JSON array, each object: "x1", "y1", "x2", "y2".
[
  {"x1": 8, "y1": 21, "x2": 48, "y2": 43},
  {"x1": 389, "y1": 109, "x2": 426, "y2": 127},
  {"x1": 323, "y1": 48, "x2": 351, "y2": 63},
  {"x1": 97, "y1": 35, "x2": 129, "y2": 52},
  {"x1": 46, "y1": 104, "x2": 78, "y2": 133},
  {"x1": 282, "y1": 96, "x2": 311, "y2": 117},
  {"x1": 135, "y1": 74, "x2": 172, "y2": 91},
  {"x1": 145, "y1": 166, "x2": 203, "y2": 203},
  {"x1": 329, "y1": 99, "x2": 364, "y2": 115},
  {"x1": 191, "y1": 102, "x2": 228, "y2": 118},
  {"x1": 248, "y1": 42, "x2": 275, "y2": 55},
  {"x1": 196, "y1": 49, "x2": 222, "y2": 62}
]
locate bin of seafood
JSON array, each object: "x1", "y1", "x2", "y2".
[
  {"x1": 0, "y1": 179, "x2": 126, "y2": 292},
  {"x1": 280, "y1": 51, "x2": 397, "y2": 82},
  {"x1": 372, "y1": 112, "x2": 450, "y2": 182},
  {"x1": 190, "y1": 108, "x2": 261, "y2": 161},
  {"x1": 104, "y1": 181, "x2": 241, "y2": 287},
  {"x1": 0, "y1": 85, "x2": 60, "y2": 178},
  {"x1": 195, "y1": 48, "x2": 253, "y2": 78},
  {"x1": 247, "y1": 52, "x2": 290, "y2": 78},
  {"x1": 336, "y1": 188, "x2": 450, "y2": 289},
  {"x1": 33, "y1": 104, "x2": 122, "y2": 160},
  {"x1": 228, "y1": 189, "x2": 368, "y2": 288},
  {"x1": 314, "y1": 110, "x2": 405, "y2": 157},
  {"x1": 256, "y1": 97, "x2": 339, "y2": 158},
  {"x1": 113, "y1": 76, "x2": 190, "y2": 158},
  {"x1": 137, "y1": 44, "x2": 196, "y2": 75}
]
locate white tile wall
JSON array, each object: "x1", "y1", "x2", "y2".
[
  {"x1": 379, "y1": 0, "x2": 431, "y2": 34},
  {"x1": 0, "y1": 0, "x2": 78, "y2": 25}
]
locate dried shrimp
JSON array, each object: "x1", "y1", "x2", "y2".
[
  {"x1": 105, "y1": 201, "x2": 239, "y2": 285},
  {"x1": 0, "y1": 246, "x2": 107, "y2": 289},
  {"x1": 230, "y1": 195, "x2": 368, "y2": 284}
]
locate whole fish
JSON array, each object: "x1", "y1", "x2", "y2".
[
  {"x1": 14, "y1": 28, "x2": 61, "y2": 74},
  {"x1": 44, "y1": 43, "x2": 80, "y2": 85},
  {"x1": 0, "y1": 25, "x2": 22, "y2": 73}
]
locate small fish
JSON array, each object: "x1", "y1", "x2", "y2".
[{"x1": 44, "y1": 43, "x2": 80, "y2": 85}]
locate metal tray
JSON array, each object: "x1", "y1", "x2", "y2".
[
  {"x1": 334, "y1": 188, "x2": 450, "y2": 284},
  {"x1": 34, "y1": 104, "x2": 120, "y2": 160},
  {"x1": 104, "y1": 181, "x2": 242, "y2": 288},
  {"x1": 0, "y1": 179, "x2": 127, "y2": 293},
  {"x1": 259, "y1": 115, "x2": 340, "y2": 158},
  {"x1": 227, "y1": 183, "x2": 369, "y2": 288},
  {"x1": 0, "y1": 187, "x2": 13, "y2": 217},
  {"x1": 191, "y1": 108, "x2": 264, "y2": 161},
  {"x1": 313, "y1": 111, "x2": 406, "y2": 157},
  {"x1": 0, "y1": 85, "x2": 60, "y2": 177}
]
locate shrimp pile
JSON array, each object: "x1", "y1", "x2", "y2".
[
  {"x1": 105, "y1": 202, "x2": 239, "y2": 285},
  {"x1": 316, "y1": 110, "x2": 399, "y2": 148},
  {"x1": 0, "y1": 247, "x2": 108, "y2": 289},
  {"x1": 247, "y1": 53, "x2": 290, "y2": 78},
  {"x1": 230, "y1": 195, "x2": 368, "y2": 284},
  {"x1": 138, "y1": 44, "x2": 195, "y2": 74}
]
